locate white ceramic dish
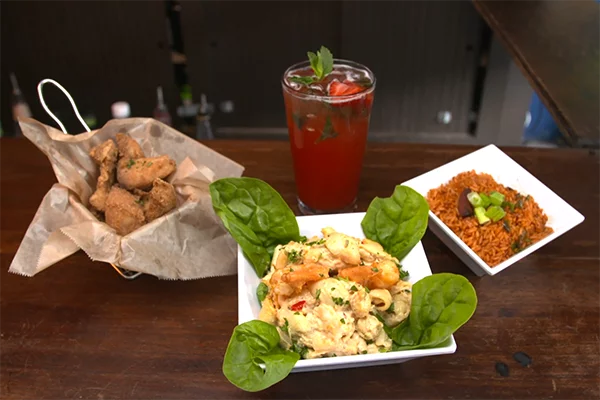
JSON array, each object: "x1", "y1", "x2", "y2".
[
  {"x1": 237, "y1": 212, "x2": 457, "y2": 373},
  {"x1": 402, "y1": 144, "x2": 585, "y2": 277}
]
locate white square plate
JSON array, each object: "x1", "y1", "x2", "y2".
[
  {"x1": 237, "y1": 212, "x2": 457, "y2": 373},
  {"x1": 402, "y1": 144, "x2": 585, "y2": 276}
]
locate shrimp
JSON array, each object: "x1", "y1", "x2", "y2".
[
  {"x1": 368, "y1": 260, "x2": 400, "y2": 289},
  {"x1": 270, "y1": 264, "x2": 330, "y2": 305},
  {"x1": 338, "y1": 260, "x2": 400, "y2": 290},
  {"x1": 337, "y1": 265, "x2": 375, "y2": 287},
  {"x1": 282, "y1": 264, "x2": 330, "y2": 291}
]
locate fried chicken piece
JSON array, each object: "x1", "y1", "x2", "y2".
[
  {"x1": 116, "y1": 133, "x2": 145, "y2": 159},
  {"x1": 88, "y1": 139, "x2": 118, "y2": 211},
  {"x1": 135, "y1": 178, "x2": 177, "y2": 222},
  {"x1": 116, "y1": 155, "x2": 176, "y2": 190},
  {"x1": 104, "y1": 186, "x2": 146, "y2": 236}
]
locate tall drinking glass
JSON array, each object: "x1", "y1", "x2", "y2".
[{"x1": 282, "y1": 59, "x2": 375, "y2": 214}]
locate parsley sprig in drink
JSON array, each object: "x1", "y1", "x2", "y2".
[{"x1": 282, "y1": 46, "x2": 375, "y2": 214}]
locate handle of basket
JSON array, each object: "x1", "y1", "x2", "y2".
[{"x1": 37, "y1": 79, "x2": 91, "y2": 134}]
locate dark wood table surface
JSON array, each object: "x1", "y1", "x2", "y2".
[
  {"x1": 1, "y1": 139, "x2": 599, "y2": 399},
  {"x1": 473, "y1": 0, "x2": 600, "y2": 144}
]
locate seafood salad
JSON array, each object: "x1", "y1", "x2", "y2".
[
  {"x1": 258, "y1": 228, "x2": 412, "y2": 358},
  {"x1": 210, "y1": 178, "x2": 477, "y2": 392}
]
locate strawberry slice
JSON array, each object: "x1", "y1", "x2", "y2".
[{"x1": 329, "y1": 80, "x2": 363, "y2": 96}]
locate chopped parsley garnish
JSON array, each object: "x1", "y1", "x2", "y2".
[
  {"x1": 365, "y1": 340, "x2": 374, "y2": 345},
  {"x1": 281, "y1": 318, "x2": 290, "y2": 335},
  {"x1": 332, "y1": 296, "x2": 345, "y2": 306},
  {"x1": 361, "y1": 350, "x2": 368, "y2": 354},
  {"x1": 315, "y1": 289, "x2": 321, "y2": 300},
  {"x1": 386, "y1": 303, "x2": 395, "y2": 314},
  {"x1": 289, "y1": 268, "x2": 294, "y2": 272},
  {"x1": 395, "y1": 261, "x2": 409, "y2": 280},
  {"x1": 371, "y1": 267, "x2": 379, "y2": 273},
  {"x1": 399, "y1": 269, "x2": 409, "y2": 280},
  {"x1": 365, "y1": 287, "x2": 370, "y2": 293},
  {"x1": 294, "y1": 311, "x2": 300, "y2": 315},
  {"x1": 330, "y1": 287, "x2": 336, "y2": 291},
  {"x1": 319, "y1": 273, "x2": 324, "y2": 278},
  {"x1": 286, "y1": 249, "x2": 302, "y2": 263},
  {"x1": 404, "y1": 289, "x2": 411, "y2": 294},
  {"x1": 344, "y1": 300, "x2": 350, "y2": 306},
  {"x1": 307, "y1": 238, "x2": 325, "y2": 246},
  {"x1": 292, "y1": 342, "x2": 309, "y2": 358},
  {"x1": 126, "y1": 159, "x2": 135, "y2": 169},
  {"x1": 147, "y1": 162, "x2": 153, "y2": 166},
  {"x1": 135, "y1": 198, "x2": 145, "y2": 206},
  {"x1": 378, "y1": 348, "x2": 388, "y2": 353},
  {"x1": 298, "y1": 236, "x2": 308, "y2": 243},
  {"x1": 350, "y1": 285, "x2": 358, "y2": 292},
  {"x1": 340, "y1": 318, "x2": 345, "y2": 324}
]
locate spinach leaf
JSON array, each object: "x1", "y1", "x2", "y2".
[
  {"x1": 361, "y1": 185, "x2": 429, "y2": 261},
  {"x1": 256, "y1": 282, "x2": 269, "y2": 305},
  {"x1": 387, "y1": 273, "x2": 477, "y2": 350},
  {"x1": 222, "y1": 320, "x2": 299, "y2": 392},
  {"x1": 210, "y1": 178, "x2": 300, "y2": 276}
]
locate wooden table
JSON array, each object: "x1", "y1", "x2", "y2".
[
  {"x1": 1, "y1": 139, "x2": 599, "y2": 399},
  {"x1": 473, "y1": 0, "x2": 600, "y2": 144}
]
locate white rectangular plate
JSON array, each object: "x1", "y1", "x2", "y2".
[
  {"x1": 237, "y1": 212, "x2": 456, "y2": 373},
  {"x1": 402, "y1": 144, "x2": 585, "y2": 276}
]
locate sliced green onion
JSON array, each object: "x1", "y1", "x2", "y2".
[
  {"x1": 467, "y1": 192, "x2": 483, "y2": 207},
  {"x1": 479, "y1": 193, "x2": 491, "y2": 208},
  {"x1": 489, "y1": 191, "x2": 505, "y2": 206},
  {"x1": 486, "y1": 205, "x2": 506, "y2": 222},
  {"x1": 474, "y1": 206, "x2": 490, "y2": 225}
]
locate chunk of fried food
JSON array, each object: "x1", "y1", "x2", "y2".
[
  {"x1": 88, "y1": 139, "x2": 118, "y2": 211},
  {"x1": 116, "y1": 155, "x2": 176, "y2": 190},
  {"x1": 115, "y1": 133, "x2": 145, "y2": 159},
  {"x1": 134, "y1": 178, "x2": 177, "y2": 222},
  {"x1": 105, "y1": 186, "x2": 146, "y2": 235}
]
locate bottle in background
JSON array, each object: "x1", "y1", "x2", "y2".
[
  {"x1": 176, "y1": 84, "x2": 197, "y2": 137},
  {"x1": 10, "y1": 73, "x2": 32, "y2": 136},
  {"x1": 153, "y1": 86, "x2": 172, "y2": 126},
  {"x1": 196, "y1": 93, "x2": 214, "y2": 140},
  {"x1": 111, "y1": 101, "x2": 131, "y2": 119}
]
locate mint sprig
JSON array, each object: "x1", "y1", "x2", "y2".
[
  {"x1": 288, "y1": 46, "x2": 333, "y2": 86},
  {"x1": 308, "y1": 46, "x2": 333, "y2": 80}
]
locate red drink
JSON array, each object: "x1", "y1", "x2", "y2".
[{"x1": 282, "y1": 60, "x2": 375, "y2": 214}]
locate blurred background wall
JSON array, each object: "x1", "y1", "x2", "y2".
[{"x1": 1, "y1": 0, "x2": 531, "y2": 144}]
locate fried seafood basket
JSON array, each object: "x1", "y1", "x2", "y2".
[{"x1": 20, "y1": 79, "x2": 244, "y2": 281}]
